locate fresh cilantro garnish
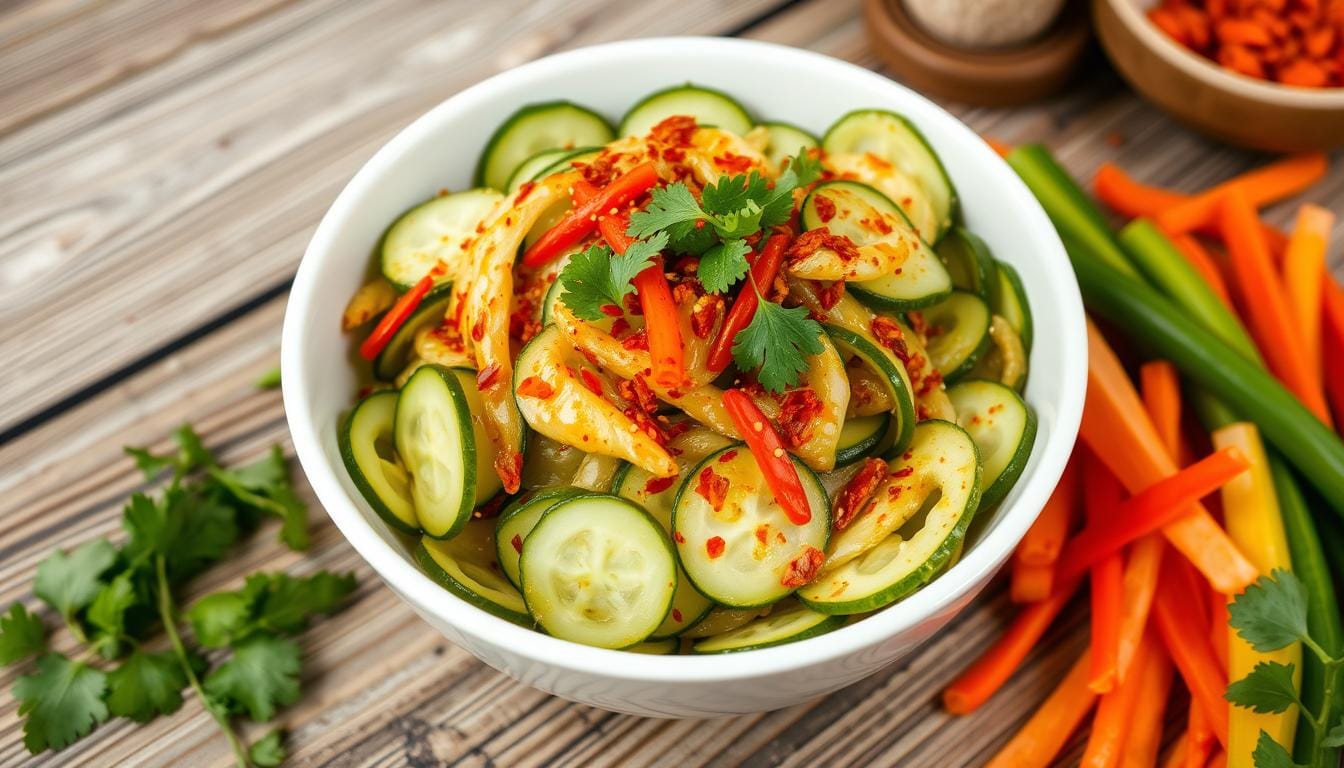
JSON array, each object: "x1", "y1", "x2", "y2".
[
  {"x1": 1224, "y1": 661, "x2": 1299, "y2": 714},
  {"x1": 1251, "y1": 731, "x2": 1295, "y2": 768},
  {"x1": 1229, "y1": 568, "x2": 1309, "y2": 653},
  {"x1": 698, "y1": 239, "x2": 753, "y2": 294},
  {"x1": 557, "y1": 232, "x2": 667, "y2": 321},
  {"x1": 255, "y1": 366, "x2": 282, "y2": 390},
  {"x1": 5, "y1": 424, "x2": 355, "y2": 763},
  {"x1": 1323, "y1": 722, "x2": 1344, "y2": 748},
  {"x1": 732, "y1": 299, "x2": 824, "y2": 394}
]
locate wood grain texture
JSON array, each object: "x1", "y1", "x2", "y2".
[{"x1": 0, "y1": 0, "x2": 1341, "y2": 765}]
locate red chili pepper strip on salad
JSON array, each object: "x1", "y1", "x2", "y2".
[
  {"x1": 520, "y1": 162, "x2": 659, "y2": 268},
  {"x1": 707, "y1": 233, "x2": 789, "y2": 374},
  {"x1": 358, "y1": 274, "x2": 434, "y2": 360},
  {"x1": 573, "y1": 180, "x2": 686, "y2": 388},
  {"x1": 722, "y1": 389, "x2": 811, "y2": 525}
]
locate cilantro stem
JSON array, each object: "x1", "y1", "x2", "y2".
[
  {"x1": 1302, "y1": 635, "x2": 1334, "y2": 667},
  {"x1": 1307, "y1": 647, "x2": 1342, "y2": 763},
  {"x1": 155, "y1": 556, "x2": 250, "y2": 768}
]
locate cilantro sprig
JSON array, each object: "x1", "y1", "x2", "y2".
[
  {"x1": 1225, "y1": 570, "x2": 1344, "y2": 767},
  {"x1": 0, "y1": 426, "x2": 355, "y2": 765},
  {"x1": 557, "y1": 232, "x2": 667, "y2": 322}
]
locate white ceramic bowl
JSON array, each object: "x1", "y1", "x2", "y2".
[{"x1": 282, "y1": 37, "x2": 1086, "y2": 718}]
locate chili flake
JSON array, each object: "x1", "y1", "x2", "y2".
[
  {"x1": 706, "y1": 536, "x2": 726, "y2": 559},
  {"x1": 517, "y1": 376, "x2": 554, "y2": 399},
  {"x1": 780, "y1": 546, "x2": 824, "y2": 588},
  {"x1": 695, "y1": 466, "x2": 730, "y2": 512}
]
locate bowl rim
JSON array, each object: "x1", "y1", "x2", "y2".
[
  {"x1": 282, "y1": 36, "x2": 1087, "y2": 683},
  {"x1": 1105, "y1": 0, "x2": 1344, "y2": 107}
]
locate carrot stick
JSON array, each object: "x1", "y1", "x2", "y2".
[
  {"x1": 1094, "y1": 162, "x2": 1187, "y2": 218},
  {"x1": 1083, "y1": 451, "x2": 1125, "y2": 693},
  {"x1": 985, "y1": 651, "x2": 1097, "y2": 768},
  {"x1": 1120, "y1": 642, "x2": 1175, "y2": 768},
  {"x1": 1155, "y1": 153, "x2": 1328, "y2": 236},
  {"x1": 1170, "y1": 235, "x2": 1233, "y2": 309},
  {"x1": 1142, "y1": 361, "x2": 1183, "y2": 452},
  {"x1": 1207, "y1": 752, "x2": 1227, "y2": 768},
  {"x1": 1282, "y1": 205, "x2": 1334, "y2": 383},
  {"x1": 1010, "y1": 561, "x2": 1055, "y2": 603},
  {"x1": 1081, "y1": 321, "x2": 1256, "y2": 592},
  {"x1": 942, "y1": 579, "x2": 1083, "y2": 714},
  {"x1": 1016, "y1": 454, "x2": 1080, "y2": 565},
  {"x1": 1325, "y1": 277, "x2": 1344, "y2": 428},
  {"x1": 1163, "y1": 732, "x2": 1188, "y2": 768},
  {"x1": 1154, "y1": 548, "x2": 1230, "y2": 748},
  {"x1": 984, "y1": 136, "x2": 1012, "y2": 158},
  {"x1": 1219, "y1": 189, "x2": 1332, "y2": 426},
  {"x1": 1210, "y1": 596, "x2": 1230, "y2": 669},
  {"x1": 1187, "y1": 705, "x2": 1217, "y2": 768},
  {"x1": 1083, "y1": 630, "x2": 1158, "y2": 768}
]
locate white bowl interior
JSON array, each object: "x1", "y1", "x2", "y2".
[{"x1": 283, "y1": 37, "x2": 1085, "y2": 698}]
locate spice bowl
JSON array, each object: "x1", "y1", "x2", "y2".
[{"x1": 1094, "y1": 0, "x2": 1344, "y2": 151}]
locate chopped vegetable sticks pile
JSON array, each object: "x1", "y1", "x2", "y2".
[{"x1": 946, "y1": 146, "x2": 1344, "y2": 768}]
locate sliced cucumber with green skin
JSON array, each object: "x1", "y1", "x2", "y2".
[
  {"x1": 680, "y1": 606, "x2": 765, "y2": 639},
  {"x1": 672, "y1": 444, "x2": 831, "y2": 608},
  {"x1": 937, "y1": 227, "x2": 998, "y2": 300},
  {"x1": 380, "y1": 189, "x2": 503, "y2": 290},
  {"x1": 835, "y1": 413, "x2": 891, "y2": 467},
  {"x1": 918, "y1": 291, "x2": 992, "y2": 381},
  {"x1": 692, "y1": 602, "x2": 843, "y2": 653},
  {"x1": 475, "y1": 101, "x2": 614, "y2": 191},
  {"x1": 627, "y1": 638, "x2": 679, "y2": 655},
  {"x1": 494, "y1": 485, "x2": 587, "y2": 588},
  {"x1": 799, "y1": 420, "x2": 982, "y2": 615},
  {"x1": 505, "y1": 148, "x2": 573, "y2": 193},
  {"x1": 824, "y1": 325, "x2": 917, "y2": 457},
  {"x1": 447, "y1": 367, "x2": 503, "y2": 507},
  {"x1": 992, "y1": 261, "x2": 1033, "y2": 352},
  {"x1": 759, "y1": 121, "x2": 818, "y2": 168},
  {"x1": 417, "y1": 521, "x2": 531, "y2": 626},
  {"x1": 339, "y1": 391, "x2": 418, "y2": 534},
  {"x1": 968, "y1": 315, "x2": 1028, "y2": 392},
  {"x1": 612, "y1": 463, "x2": 715, "y2": 638},
  {"x1": 947, "y1": 380, "x2": 1036, "y2": 511},
  {"x1": 822, "y1": 109, "x2": 958, "y2": 242},
  {"x1": 395, "y1": 365, "x2": 476, "y2": 539},
  {"x1": 799, "y1": 181, "x2": 953, "y2": 311},
  {"x1": 618, "y1": 84, "x2": 753, "y2": 138},
  {"x1": 372, "y1": 286, "x2": 454, "y2": 381},
  {"x1": 532, "y1": 147, "x2": 602, "y2": 182},
  {"x1": 520, "y1": 433, "x2": 587, "y2": 489},
  {"x1": 520, "y1": 494, "x2": 677, "y2": 649}
]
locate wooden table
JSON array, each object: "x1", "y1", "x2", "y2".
[{"x1": 1, "y1": 1, "x2": 1340, "y2": 765}]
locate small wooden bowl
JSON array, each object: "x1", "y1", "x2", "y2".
[
  {"x1": 1094, "y1": 0, "x2": 1344, "y2": 151},
  {"x1": 864, "y1": 0, "x2": 1092, "y2": 107}
]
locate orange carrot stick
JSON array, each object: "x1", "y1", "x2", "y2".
[
  {"x1": 1083, "y1": 451, "x2": 1125, "y2": 694},
  {"x1": 1187, "y1": 705, "x2": 1216, "y2": 768},
  {"x1": 1141, "y1": 361, "x2": 1183, "y2": 452},
  {"x1": 1163, "y1": 732, "x2": 1188, "y2": 768},
  {"x1": 984, "y1": 136, "x2": 1012, "y2": 158},
  {"x1": 985, "y1": 651, "x2": 1097, "y2": 768},
  {"x1": 1210, "y1": 595, "x2": 1230, "y2": 669},
  {"x1": 1155, "y1": 548, "x2": 1230, "y2": 748},
  {"x1": 1083, "y1": 630, "x2": 1155, "y2": 768},
  {"x1": 1282, "y1": 205, "x2": 1334, "y2": 383},
  {"x1": 1016, "y1": 454, "x2": 1080, "y2": 565},
  {"x1": 1220, "y1": 189, "x2": 1332, "y2": 426},
  {"x1": 1325, "y1": 277, "x2": 1344, "y2": 427},
  {"x1": 943, "y1": 580, "x2": 1083, "y2": 714},
  {"x1": 1155, "y1": 153, "x2": 1328, "y2": 235},
  {"x1": 1010, "y1": 561, "x2": 1056, "y2": 603},
  {"x1": 1170, "y1": 235, "x2": 1233, "y2": 308},
  {"x1": 1081, "y1": 320, "x2": 1257, "y2": 593},
  {"x1": 1206, "y1": 751, "x2": 1227, "y2": 768},
  {"x1": 1120, "y1": 642, "x2": 1175, "y2": 768},
  {"x1": 1094, "y1": 163, "x2": 1187, "y2": 218}
]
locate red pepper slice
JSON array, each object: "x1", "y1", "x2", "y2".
[
  {"x1": 722, "y1": 389, "x2": 811, "y2": 525},
  {"x1": 358, "y1": 275, "x2": 434, "y2": 360},
  {"x1": 572, "y1": 180, "x2": 686, "y2": 388},
  {"x1": 520, "y1": 162, "x2": 659, "y2": 268},
  {"x1": 707, "y1": 233, "x2": 790, "y2": 373}
]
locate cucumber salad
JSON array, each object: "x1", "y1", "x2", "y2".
[{"x1": 338, "y1": 85, "x2": 1036, "y2": 652}]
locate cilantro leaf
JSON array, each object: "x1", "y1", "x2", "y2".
[
  {"x1": 123, "y1": 425, "x2": 216, "y2": 481},
  {"x1": 761, "y1": 152, "x2": 822, "y2": 228},
  {"x1": 14, "y1": 654, "x2": 109, "y2": 753},
  {"x1": 249, "y1": 728, "x2": 287, "y2": 767},
  {"x1": 124, "y1": 448, "x2": 175, "y2": 483},
  {"x1": 207, "y1": 446, "x2": 306, "y2": 551},
  {"x1": 698, "y1": 239, "x2": 753, "y2": 294},
  {"x1": 0, "y1": 603, "x2": 46, "y2": 664},
  {"x1": 732, "y1": 300, "x2": 825, "y2": 393},
  {"x1": 106, "y1": 650, "x2": 188, "y2": 723},
  {"x1": 123, "y1": 487, "x2": 238, "y2": 578},
  {"x1": 187, "y1": 591, "x2": 252, "y2": 649},
  {"x1": 558, "y1": 234, "x2": 666, "y2": 322},
  {"x1": 188, "y1": 571, "x2": 357, "y2": 647},
  {"x1": 204, "y1": 635, "x2": 302, "y2": 722},
  {"x1": 1251, "y1": 730, "x2": 1297, "y2": 768},
  {"x1": 34, "y1": 539, "x2": 117, "y2": 622},
  {"x1": 87, "y1": 572, "x2": 139, "y2": 658},
  {"x1": 1229, "y1": 569, "x2": 1310, "y2": 653},
  {"x1": 1323, "y1": 721, "x2": 1344, "y2": 748},
  {"x1": 1225, "y1": 661, "x2": 1299, "y2": 714},
  {"x1": 700, "y1": 172, "x2": 767, "y2": 216},
  {"x1": 255, "y1": 367, "x2": 282, "y2": 390},
  {"x1": 627, "y1": 183, "x2": 706, "y2": 244}
]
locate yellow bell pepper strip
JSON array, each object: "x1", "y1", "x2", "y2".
[{"x1": 1211, "y1": 422, "x2": 1301, "y2": 768}]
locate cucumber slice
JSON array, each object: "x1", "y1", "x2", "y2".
[
  {"x1": 968, "y1": 315, "x2": 1028, "y2": 392},
  {"x1": 395, "y1": 365, "x2": 476, "y2": 539},
  {"x1": 672, "y1": 444, "x2": 831, "y2": 608},
  {"x1": 692, "y1": 602, "x2": 843, "y2": 653},
  {"x1": 532, "y1": 147, "x2": 602, "y2": 182},
  {"x1": 799, "y1": 420, "x2": 982, "y2": 614},
  {"x1": 800, "y1": 181, "x2": 952, "y2": 311},
  {"x1": 936, "y1": 227, "x2": 998, "y2": 300},
  {"x1": 947, "y1": 380, "x2": 1037, "y2": 511},
  {"x1": 475, "y1": 101, "x2": 614, "y2": 191},
  {"x1": 822, "y1": 109, "x2": 957, "y2": 242},
  {"x1": 520, "y1": 494, "x2": 676, "y2": 649},
  {"x1": 380, "y1": 189, "x2": 503, "y2": 290},
  {"x1": 494, "y1": 485, "x2": 586, "y2": 588},
  {"x1": 520, "y1": 433, "x2": 587, "y2": 490},
  {"x1": 505, "y1": 148, "x2": 572, "y2": 193},
  {"x1": 917, "y1": 291, "x2": 992, "y2": 381},
  {"x1": 618, "y1": 84, "x2": 753, "y2": 137},
  {"x1": 759, "y1": 121, "x2": 818, "y2": 168},
  {"x1": 835, "y1": 413, "x2": 891, "y2": 467},
  {"x1": 823, "y1": 325, "x2": 917, "y2": 457},
  {"x1": 446, "y1": 367, "x2": 503, "y2": 506},
  {"x1": 627, "y1": 638, "x2": 679, "y2": 655},
  {"x1": 416, "y1": 521, "x2": 531, "y2": 626},
  {"x1": 992, "y1": 261, "x2": 1033, "y2": 352},
  {"x1": 339, "y1": 391, "x2": 418, "y2": 534},
  {"x1": 612, "y1": 463, "x2": 715, "y2": 638},
  {"x1": 372, "y1": 286, "x2": 453, "y2": 381},
  {"x1": 680, "y1": 606, "x2": 766, "y2": 639}
]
